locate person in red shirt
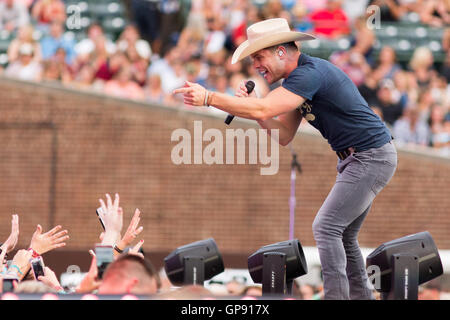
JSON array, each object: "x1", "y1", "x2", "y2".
[{"x1": 309, "y1": 0, "x2": 350, "y2": 39}]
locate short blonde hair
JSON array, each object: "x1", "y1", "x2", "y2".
[{"x1": 410, "y1": 46, "x2": 433, "y2": 71}]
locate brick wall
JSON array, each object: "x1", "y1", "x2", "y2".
[{"x1": 0, "y1": 77, "x2": 449, "y2": 273}]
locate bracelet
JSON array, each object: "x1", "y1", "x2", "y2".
[
  {"x1": 203, "y1": 90, "x2": 210, "y2": 107},
  {"x1": 207, "y1": 91, "x2": 214, "y2": 107},
  {"x1": 9, "y1": 264, "x2": 23, "y2": 276},
  {"x1": 114, "y1": 245, "x2": 124, "y2": 254},
  {"x1": 28, "y1": 247, "x2": 40, "y2": 258}
]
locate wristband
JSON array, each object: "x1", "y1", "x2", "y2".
[
  {"x1": 28, "y1": 247, "x2": 40, "y2": 258},
  {"x1": 9, "y1": 264, "x2": 23, "y2": 276},
  {"x1": 114, "y1": 245, "x2": 124, "y2": 254},
  {"x1": 203, "y1": 90, "x2": 209, "y2": 107},
  {"x1": 207, "y1": 91, "x2": 214, "y2": 107}
]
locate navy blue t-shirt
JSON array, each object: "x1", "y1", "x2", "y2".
[{"x1": 282, "y1": 53, "x2": 391, "y2": 152}]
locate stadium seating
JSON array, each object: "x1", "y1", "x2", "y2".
[
  {"x1": 0, "y1": 2, "x2": 447, "y2": 69},
  {"x1": 0, "y1": 0, "x2": 129, "y2": 67},
  {"x1": 301, "y1": 12, "x2": 447, "y2": 66}
]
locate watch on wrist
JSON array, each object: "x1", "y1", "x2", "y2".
[{"x1": 114, "y1": 245, "x2": 124, "y2": 254}]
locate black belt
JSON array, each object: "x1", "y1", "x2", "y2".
[{"x1": 336, "y1": 147, "x2": 356, "y2": 160}]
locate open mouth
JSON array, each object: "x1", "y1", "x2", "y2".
[{"x1": 258, "y1": 69, "x2": 268, "y2": 79}]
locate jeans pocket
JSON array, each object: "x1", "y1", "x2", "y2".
[
  {"x1": 370, "y1": 161, "x2": 397, "y2": 195},
  {"x1": 371, "y1": 178, "x2": 386, "y2": 195},
  {"x1": 383, "y1": 152, "x2": 398, "y2": 167}
]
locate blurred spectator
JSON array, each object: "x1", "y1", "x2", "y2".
[
  {"x1": 4, "y1": 43, "x2": 42, "y2": 81},
  {"x1": 97, "y1": 254, "x2": 160, "y2": 295},
  {"x1": 42, "y1": 47, "x2": 72, "y2": 84},
  {"x1": 393, "y1": 70, "x2": 414, "y2": 109},
  {"x1": 417, "y1": 89, "x2": 435, "y2": 120},
  {"x1": 31, "y1": 0, "x2": 66, "y2": 27},
  {"x1": 372, "y1": 46, "x2": 402, "y2": 82},
  {"x1": 224, "y1": 0, "x2": 248, "y2": 49},
  {"x1": 90, "y1": 37, "x2": 118, "y2": 82},
  {"x1": 309, "y1": 0, "x2": 351, "y2": 39},
  {"x1": 204, "y1": 16, "x2": 227, "y2": 59},
  {"x1": 145, "y1": 73, "x2": 169, "y2": 104},
  {"x1": 242, "y1": 285, "x2": 263, "y2": 297},
  {"x1": 0, "y1": 0, "x2": 30, "y2": 33},
  {"x1": 428, "y1": 75, "x2": 449, "y2": 107},
  {"x1": 74, "y1": 23, "x2": 116, "y2": 63},
  {"x1": 148, "y1": 45, "x2": 185, "y2": 94},
  {"x1": 330, "y1": 50, "x2": 371, "y2": 87},
  {"x1": 8, "y1": 24, "x2": 42, "y2": 63},
  {"x1": 117, "y1": 24, "x2": 152, "y2": 62},
  {"x1": 299, "y1": 284, "x2": 315, "y2": 300},
  {"x1": 428, "y1": 104, "x2": 450, "y2": 149},
  {"x1": 261, "y1": 0, "x2": 285, "y2": 20},
  {"x1": 392, "y1": 106, "x2": 430, "y2": 146},
  {"x1": 225, "y1": 279, "x2": 246, "y2": 296},
  {"x1": 367, "y1": 0, "x2": 406, "y2": 22},
  {"x1": 40, "y1": 21, "x2": 76, "y2": 65},
  {"x1": 409, "y1": 46, "x2": 437, "y2": 91},
  {"x1": 213, "y1": 72, "x2": 233, "y2": 95},
  {"x1": 419, "y1": 0, "x2": 450, "y2": 27},
  {"x1": 117, "y1": 25, "x2": 151, "y2": 86},
  {"x1": 373, "y1": 79, "x2": 405, "y2": 126},
  {"x1": 358, "y1": 73, "x2": 379, "y2": 106},
  {"x1": 71, "y1": 64, "x2": 103, "y2": 92},
  {"x1": 177, "y1": 9, "x2": 207, "y2": 59},
  {"x1": 104, "y1": 66, "x2": 145, "y2": 100}
]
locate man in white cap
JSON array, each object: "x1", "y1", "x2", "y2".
[{"x1": 174, "y1": 18, "x2": 397, "y2": 300}]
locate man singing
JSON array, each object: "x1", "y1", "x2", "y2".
[{"x1": 174, "y1": 18, "x2": 397, "y2": 300}]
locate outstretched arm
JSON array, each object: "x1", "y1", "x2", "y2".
[{"x1": 173, "y1": 81, "x2": 305, "y2": 122}]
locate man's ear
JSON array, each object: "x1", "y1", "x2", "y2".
[
  {"x1": 126, "y1": 278, "x2": 139, "y2": 294},
  {"x1": 277, "y1": 46, "x2": 287, "y2": 59}
]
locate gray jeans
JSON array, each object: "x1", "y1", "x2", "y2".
[{"x1": 312, "y1": 141, "x2": 397, "y2": 300}]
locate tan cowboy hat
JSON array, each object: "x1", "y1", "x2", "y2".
[{"x1": 231, "y1": 18, "x2": 315, "y2": 65}]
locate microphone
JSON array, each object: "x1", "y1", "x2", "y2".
[{"x1": 225, "y1": 80, "x2": 255, "y2": 125}]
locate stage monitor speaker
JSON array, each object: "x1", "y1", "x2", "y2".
[{"x1": 164, "y1": 238, "x2": 224, "y2": 286}]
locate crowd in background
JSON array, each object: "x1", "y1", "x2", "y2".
[
  {"x1": 0, "y1": 0, "x2": 449, "y2": 155},
  {"x1": 1, "y1": 193, "x2": 448, "y2": 299}
]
